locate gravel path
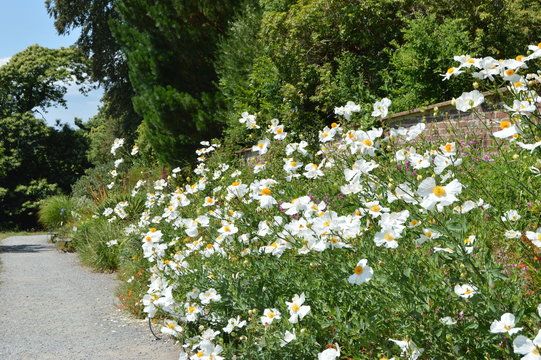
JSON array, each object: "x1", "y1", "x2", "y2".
[{"x1": 0, "y1": 235, "x2": 179, "y2": 360}]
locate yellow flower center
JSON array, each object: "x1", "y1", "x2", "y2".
[
  {"x1": 197, "y1": 351, "x2": 205, "y2": 358},
  {"x1": 258, "y1": 143, "x2": 264, "y2": 148},
  {"x1": 514, "y1": 81, "x2": 523, "y2": 88},
  {"x1": 270, "y1": 243, "x2": 278, "y2": 248},
  {"x1": 447, "y1": 67, "x2": 455, "y2": 74},
  {"x1": 188, "y1": 307, "x2": 196, "y2": 313},
  {"x1": 370, "y1": 205, "x2": 381, "y2": 212},
  {"x1": 224, "y1": 226, "x2": 231, "y2": 232},
  {"x1": 500, "y1": 120, "x2": 511, "y2": 129},
  {"x1": 444, "y1": 144, "x2": 453, "y2": 152},
  {"x1": 268, "y1": 312, "x2": 275, "y2": 319},
  {"x1": 290, "y1": 161, "x2": 297, "y2": 167},
  {"x1": 410, "y1": 220, "x2": 419, "y2": 226},
  {"x1": 168, "y1": 323, "x2": 176, "y2": 329},
  {"x1": 164, "y1": 260, "x2": 170, "y2": 264},
  {"x1": 145, "y1": 236, "x2": 152, "y2": 242},
  {"x1": 516, "y1": 55, "x2": 524, "y2": 61},
  {"x1": 425, "y1": 231, "x2": 432, "y2": 237},
  {"x1": 384, "y1": 233, "x2": 395, "y2": 242},
  {"x1": 354, "y1": 265, "x2": 364, "y2": 274},
  {"x1": 363, "y1": 139, "x2": 373, "y2": 146},
  {"x1": 322, "y1": 132, "x2": 329, "y2": 138},
  {"x1": 464, "y1": 289, "x2": 473, "y2": 295},
  {"x1": 504, "y1": 325, "x2": 512, "y2": 330},
  {"x1": 348, "y1": 133, "x2": 355, "y2": 139},
  {"x1": 331, "y1": 122, "x2": 338, "y2": 128},
  {"x1": 150, "y1": 228, "x2": 157, "y2": 232},
  {"x1": 231, "y1": 181, "x2": 241, "y2": 186},
  {"x1": 206, "y1": 198, "x2": 213, "y2": 203},
  {"x1": 467, "y1": 58, "x2": 475, "y2": 64},
  {"x1": 292, "y1": 304, "x2": 300, "y2": 312},
  {"x1": 505, "y1": 69, "x2": 515, "y2": 77},
  {"x1": 532, "y1": 348, "x2": 540, "y2": 355},
  {"x1": 276, "y1": 128, "x2": 283, "y2": 134},
  {"x1": 261, "y1": 188, "x2": 272, "y2": 196},
  {"x1": 432, "y1": 186, "x2": 446, "y2": 197},
  {"x1": 206, "y1": 244, "x2": 213, "y2": 249},
  {"x1": 537, "y1": 234, "x2": 541, "y2": 240}
]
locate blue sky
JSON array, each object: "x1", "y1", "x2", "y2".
[{"x1": 0, "y1": 0, "x2": 103, "y2": 127}]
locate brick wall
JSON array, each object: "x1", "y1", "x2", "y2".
[{"x1": 382, "y1": 97, "x2": 508, "y2": 145}]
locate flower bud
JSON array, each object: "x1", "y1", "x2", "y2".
[
  {"x1": 512, "y1": 154, "x2": 519, "y2": 160},
  {"x1": 473, "y1": 82, "x2": 479, "y2": 89},
  {"x1": 416, "y1": 175, "x2": 423, "y2": 181}
]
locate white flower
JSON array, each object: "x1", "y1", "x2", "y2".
[
  {"x1": 318, "y1": 345, "x2": 340, "y2": 360},
  {"x1": 371, "y1": 98, "x2": 391, "y2": 118},
  {"x1": 388, "y1": 339, "x2": 424, "y2": 360},
  {"x1": 286, "y1": 293, "x2": 311, "y2": 323},
  {"x1": 525, "y1": 228, "x2": 541, "y2": 248},
  {"x1": 222, "y1": 316, "x2": 246, "y2": 333},
  {"x1": 114, "y1": 158, "x2": 124, "y2": 168},
  {"x1": 417, "y1": 177, "x2": 462, "y2": 211},
  {"x1": 454, "y1": 284, "x2": 478, "y2": 298},
  {"x1": 493, "y1": 119, "x2": 519, "y2": 139},
  {"x1": 110, "y1": 138, "x2": 124, "y2": 155},
  {"x1": 252, "y1": 138, "x2": 271, "y2": 155},
  {"x1": 199, "y1": 289, "x2": 221, "y2": 305},
  {"x1": 442, "y1": 66, "x2": 463, "y2": 80},
  {"x1": 280, "y1": 330, "x2": 297, "y2": 347},
  {"x1": 455, "y1": 90, "x2": 484, "y2": 112},
  {"x1": 490, "y1": 313, "x2": 523, "y2": 335},
  {"x1": 334, "y1": 101, "x2": 360, "y2": 121},
  {"x1": 130, "y1": 145, "x2": 139, "y2": 155},
  {"x1": 505, "y1": 230, "x2": 522, "y2": 239},
  {"x1": 513, "y1": 330, "x2": 541, "y2": 360},
  {"x1": 501, "y1": 209, "x2": 521, "y2": 222},
  {"x1": 439, "y1": 317, "x2": 457, "y2": 325},
  {"x1": 348, "y1": 259, "x2": 374, "y2": 285},
  {"x1": 161, "y1": 319, "x2": 183, "y2": 337},
  {"x1": 261, "y1": 308, "x2": 281, "y2": 326},
  {"x1": 239, "y1": 111, "x2": 259, "y2": 129},
  {"x1": 106, "y1": 239, "x2": 118, "y2": 247}
]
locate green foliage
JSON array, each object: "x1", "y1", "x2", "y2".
[
  {"x1": 111, "y1": 0, "x2": 242, "y2": 165},
  {"x1": 72, "y1": 217, "x2": 122, "y2": 272},
  {"x1": 46, "y1": 0, "x2": 142, "y2": 147},
  {"x1": 38, "y1": 195, "x2": 91, "y2": 230},
  {"x1": 0, "y1": 45, "x2": 90, "y2": 116},
  {"x1": 388, "y1": 15, "x2": 476, "y2": 111},
  {"x1": 0, "y1": 112, "x2": 90, "y2": 229}
]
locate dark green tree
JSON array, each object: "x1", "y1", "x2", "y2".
[
  {"x1": 0, "y1": 45, "x2": 90, "y2": 117},
  {"x1": 46, "y1": 0, "x2": 141, "y2": 152},
  {"x1": 0, "y1": 47, "x2": 91, "y2": 229},
  {"x1": 111, "y1": 0, "x2": 241, "y2": 165}
]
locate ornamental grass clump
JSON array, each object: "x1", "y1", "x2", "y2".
[{"x1": 87, "y1": 43, "x2": 541, "y2": 359}]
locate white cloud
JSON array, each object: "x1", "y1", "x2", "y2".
[{"x1": 0, "y1": 57, "x2": 11, "y2": 67}]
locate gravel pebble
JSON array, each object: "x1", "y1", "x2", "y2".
[{"x1": 0, "y1": 235, "x2": 179, "y2": 360}]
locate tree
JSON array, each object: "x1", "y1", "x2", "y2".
[
  {"x1": 0, "y1": 46, "x2": 91, "y2": 229},
  {"x1": 111, "y1": 0, "x2": 242, "y2": 165},
  {"x1": 45, "y1": 0, "x2": 142, "y2": 154},
  {"x1": 0, "y1": 45, "x2": 90, "y2": 117}
]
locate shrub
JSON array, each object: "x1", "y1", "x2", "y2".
[
  {"x1": 72, "y1": 218, "x2": 123, "y2": 272},
  {"x1": 76, "y1": 43, "x2": 541, "y2": 359}
]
